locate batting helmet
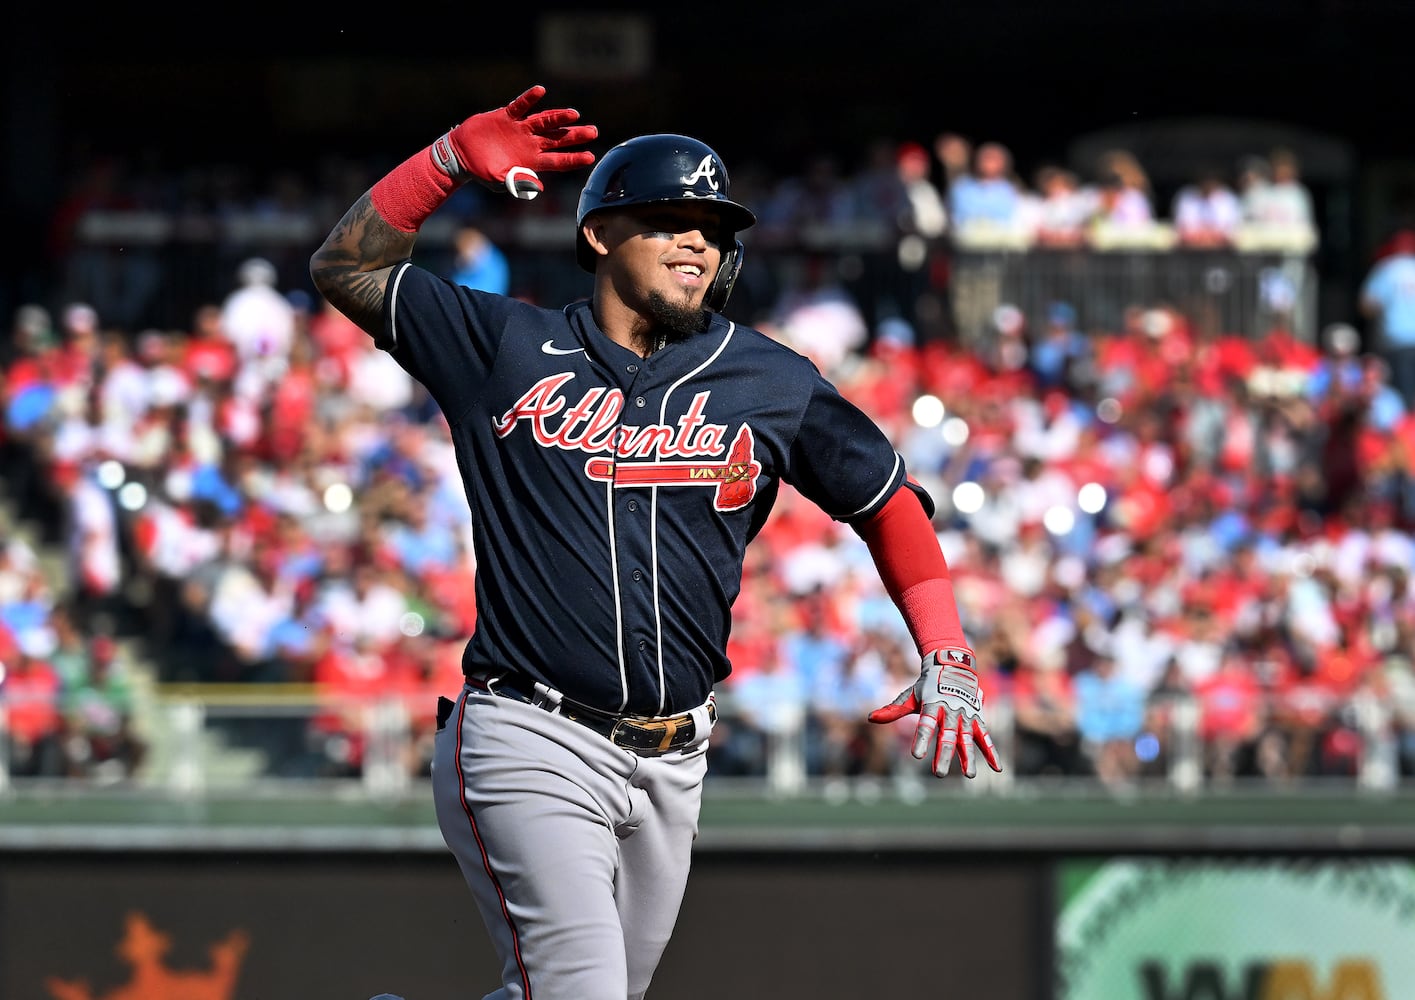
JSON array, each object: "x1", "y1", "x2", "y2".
[{"x1": 575, "y1": 134, "x2": 757, "y2": 310}]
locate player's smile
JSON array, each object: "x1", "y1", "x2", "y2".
[{"x1": 665, "y1": 257, "x2": 707, "y2": 290}]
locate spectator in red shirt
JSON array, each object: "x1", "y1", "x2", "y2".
[
  {"x1": 55, "y1": 302, "x2": 103, "y2": 389},
  {"x1": 1093, "y1": 305, "x2": 1191, "y2": 407},
  {"x1": 1194, "y1": 646, "x2": 1265, "y2": 783},
  {"x1": 309, "y1": 633, "x2": 393, "y2": 777},
  {"x1": 381, "y1": 632, "x2": 464, "y2": 778},
  {"x1": 180, "y1": 304, "x2": 239, "y2": 387},
  {"x1": 1194, "y1": 325, "x2": 1259, "y2": 395},
  {"x1": 2, "y1": 634, "x2": 67, "y2": 777},
  {"x1": 263, "y1": 327, "x2": 320, "y2": 464}
]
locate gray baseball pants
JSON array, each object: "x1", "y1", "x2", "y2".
[{"x1": 432, "y1": 685, "x2": 712, "y2": 1000}]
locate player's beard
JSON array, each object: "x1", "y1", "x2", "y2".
[{"x1": 646, "y1": 290, "x2": 711, "y2": 343}]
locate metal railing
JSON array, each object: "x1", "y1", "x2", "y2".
[
  {"x1": 946, "y1": 219, "x2": 1319, "y2": 343},
  {"x1": 60, "y1": 210, "x2": 1319, "y2": 342},
  {"x1": 3, "y1": 684, "x2": 1403, "y2": 802}
]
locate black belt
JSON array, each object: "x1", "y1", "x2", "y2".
[{"x1": 465, "y1": 670, "x2": 714, "y2": 757}]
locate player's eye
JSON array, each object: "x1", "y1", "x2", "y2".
[
  {"x1": 644, "y1": 231, "x2": 722, "y2": 252},
  {"x1": 635, "y1": 211, "x2": 722, "y2": 245}
]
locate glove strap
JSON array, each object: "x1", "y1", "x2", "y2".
[
  {"x1": 930, "y1": 647, "x2": 982, "y2": 711},
  {"x1": 930, "y1": 647, "x2": 976, "y2": 672},
  {"x1": 431, "y1": 129, "x2": 469, "y2": 182}
]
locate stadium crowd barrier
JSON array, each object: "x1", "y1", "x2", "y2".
[
  {"x1": 1, "y1": 685, "x2": 1403, "y2": 802},
  {"x1": 63, "y1": 210, "x2": 1319, "y2": 341}
]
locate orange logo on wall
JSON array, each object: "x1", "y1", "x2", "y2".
[{"x1": 45, "y1": 911, "x2": 250, "y2": 1000}]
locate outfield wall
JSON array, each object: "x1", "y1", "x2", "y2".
[
  {"x1": 5, "y1": 790, "x2": 1415, "y2": 999},
  {"x1": 5, "y1": 847, "x2": 1415, "y2": 1000},
  {"x1": 1, "y1": 851, "x2": 1044, "y2": 1000}
]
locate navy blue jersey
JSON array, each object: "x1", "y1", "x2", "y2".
[{"x1": 382, "y1": 262, "x2": 929, "y2": 715}]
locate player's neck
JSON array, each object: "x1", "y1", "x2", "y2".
[{"x1": 592, "y1": 296, "x2": 661, "y2": 358}]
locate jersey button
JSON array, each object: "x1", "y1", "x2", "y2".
[
  {"x1": 627, "y1": 499, "x2": 638, "y2": 512},
  {"x1": 632, "y1": 569, "x2": 643, "y2": 581},
  {"x1": 627, "y1": 364, "x2": 638, "y2": 374},
  {"x1": 638, "y1": 639, "x2": 647, "y2": 650},
  {"x1": 635, "y1": 396, "x2": 646, "y2": 407}
]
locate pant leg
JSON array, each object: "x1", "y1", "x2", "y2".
[
  {"x1": 433, "y1": 689, "x2": 639, "y2": 1000},
  {"x1": 615, "y1": 740, "x2": 710, "y2": 1000}
]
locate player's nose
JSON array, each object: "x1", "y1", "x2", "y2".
[{"x1": 676, "y1": 227, "x2": 710, "y2": 249}]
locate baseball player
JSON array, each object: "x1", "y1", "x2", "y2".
[{"x1": 310, "y1": 85, "x2": 1002, "y2": 1000}]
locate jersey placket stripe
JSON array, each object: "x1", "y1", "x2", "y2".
[
  {"x1": 649, "y1": 324, "x2": 737, "y2": 715},
  {"x1": 648, "y1": 480, "x2": 664, "y2": 716},
  {"x1": 604, "y1": 428, "x2": 631, "y2": 714}
]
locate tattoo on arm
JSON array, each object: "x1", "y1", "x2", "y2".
[{"x1": 309, "y1": 193, "x2": 419, "y2": 336}]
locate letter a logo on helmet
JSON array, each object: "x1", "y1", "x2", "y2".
[{"x1": 681, "y1": 155, "x2": 720, "y2": 192}]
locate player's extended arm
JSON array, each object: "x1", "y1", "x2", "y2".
[
  {"x1": 853, "y1": 485, "x2": 1003, "y2": 778},
  {"x1": 309, "y1": 85, "x2": 598, "y2": 336}
]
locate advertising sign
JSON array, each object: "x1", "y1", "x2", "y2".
[{"x1": 1056, "y1": 858, "x2": 1415, "y2": 1000}]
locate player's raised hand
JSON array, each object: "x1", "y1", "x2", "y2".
[
  {"x1": 433, "y1": 85, "x2": 599, "y2": 199},
  {"x1": 868, "y1": 647, "x2": 1002, "y2": 778}
]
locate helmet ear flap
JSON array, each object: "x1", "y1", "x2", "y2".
[{"x1": 707, "y1": 239, "x2": 744, "y2": 312}]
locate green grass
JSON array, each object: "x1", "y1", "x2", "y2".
[{"x1": 3, "y1": 783, "x2": 1413, "y2": 853}]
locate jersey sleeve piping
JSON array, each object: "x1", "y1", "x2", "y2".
[
  {"x1": 377, "y1": 260, "x2": 415, "y2": 352},
  {"x1": 840, "y1": 451, "x2": 904, "y2": 520}
]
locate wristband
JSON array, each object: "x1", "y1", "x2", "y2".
[
  {"x1": 370, "y1": 145, "x2": 458, "y2": 234},
  {"x1": 901, "y1": 578, "x2": 968, "y2": 655}
]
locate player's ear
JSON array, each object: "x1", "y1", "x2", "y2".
[{"x1": 582, "y1": 217, "x2": 613, "y2": 263}]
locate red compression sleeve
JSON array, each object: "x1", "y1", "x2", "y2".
[
  {"x1": 369, "y1": 145, "x2": 457, "y2": 233},
  {"x1": 853, "y1": 486, "x2": 968, "y2": 657}
]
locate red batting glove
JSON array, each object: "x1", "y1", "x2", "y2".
[
  {"x1": 432, "y1": 85, "x2": 598, "y2": 199},
  {"x1": 868, "y1": 647, "x2": 1002, "y2": 778}
]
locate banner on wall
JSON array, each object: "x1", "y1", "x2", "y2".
[
  {"x1": 0, "y1": 853, "x2": 1036, "y2": 1000},
  {"x1": 1055, "y1": 857, "x2": 1415, "y2": 1000}
]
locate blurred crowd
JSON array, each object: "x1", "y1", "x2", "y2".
[{"x1": 4, "y1": 133, "x2": 1415, "y2": 792}]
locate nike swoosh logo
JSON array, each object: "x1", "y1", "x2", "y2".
[{"x1": 541, "y1": 340, "x2": 586, "y2": 356}]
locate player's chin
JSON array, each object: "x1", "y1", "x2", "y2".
[
  {"x1": 660, "y1": 278, "x2": 706, "y2": 310},
  {"x1": 646, "y1": 290, "x2": 713, "y2": 335}
]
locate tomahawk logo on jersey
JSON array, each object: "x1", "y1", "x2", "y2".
[{"x1": 584, "y1": 426, "x2": 761, "y2": 511}]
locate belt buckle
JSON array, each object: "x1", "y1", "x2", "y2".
[{"x1": 611, "y1": 715, "x2": 688, "y2": 756}]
